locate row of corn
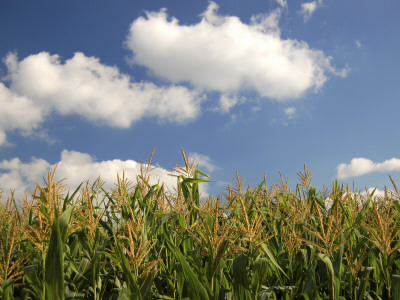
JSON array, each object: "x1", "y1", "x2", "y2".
[{"x1": 1, "y1": 152, "x2": 400, "y2": 299}]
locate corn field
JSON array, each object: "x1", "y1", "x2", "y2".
[{"x1": 2, "y1": 150, "x2": 400, "y2": 299}]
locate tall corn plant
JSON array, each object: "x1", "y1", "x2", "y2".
[
  {"x1": 0, "y1": 195, "x2": 27, "y2": 300},
  {"x1": 18, "y1": 166, "x2": 79, "y2": 300},
  {"x1": 3, "y1": 152, "x2": 400, "y2": 299}
]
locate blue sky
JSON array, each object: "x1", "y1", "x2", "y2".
[{"x1": 1, "y1": 0, "x2": 400, "y2": 199}]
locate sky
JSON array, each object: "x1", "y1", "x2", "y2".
[{"x1": 1, "y1": 0, "x2": 400, "y2": 200}]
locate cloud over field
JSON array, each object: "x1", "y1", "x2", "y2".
[
  {"x1": 325, "y1": 187, "x2": 397, "y2": 210},
  {"x1": 0, "y1": 2, "x2": 348, "y2": 145},
  {"x1": 126, "y1": 1, "x2": 345, "y2": 105},
  {"x1": 188, "y1": 152, "x2": 217, "y2": 173},
  {"x1": 0, "y1": 52, "x2": 203, "y2": 145},
  {"x1": 337, "y1": 157, "x2": 400, "y2": 179},
  {"x1": 0, "y1": 156, "x2": 51, "y2": 199},
  {"x1": 0, "y1": 150, "x2": 211, "y2": 201}
]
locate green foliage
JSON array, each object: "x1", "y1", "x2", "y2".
[{"x1": 1, "y1": 153, "x2": 400, "y2": 299}]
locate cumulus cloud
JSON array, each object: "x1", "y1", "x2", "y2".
[
  {"x1": 0, "y1": 157, "x2": 51, "y2": 198},
  {"x1": 0, "y1": 150, "x2": 211, "y2": 201},
  {"x1": 125, "y1": 2, "x2": 345, "y2": 103},
  {"x1": 55, "y1": 150, "x2": 178, "y2": 190},
  {"x1": 0, "y1": 52, "x2": 203, "y2": 144},
  {"x1": 337, "y1": 157, "x2": 400, "y2": 180},
  {"x1": 0, "y1": 83, "x2": 44, "y2": 145},
  {"x1": 325, "y1": 187, "x2": 398, "y2": 209},
  {"x1": 300, "y1": 0, "x2": 323, "y2": 22},
  {"x1": 188, "y1": 152, "x2": 217, "y2": 173}
]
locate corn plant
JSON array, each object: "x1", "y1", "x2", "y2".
[{"x1": 2, "y1": 151, "x2": 400, "y2": 299}]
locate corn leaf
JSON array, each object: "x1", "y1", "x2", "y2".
[
  {"x1": 45, "y1": 206, "x2": 74, "y2": 300},
  {"x1": 164, "y1": 239, "x2": 209, "y2": 300},
  {"x1": 1, "y1": 279, "x2": 14, "y2": 300},
  {"x1": 232, "y1": 253, "x2": 252, "y2": 300}
]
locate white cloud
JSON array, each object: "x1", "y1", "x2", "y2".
[
  {"x1": 125, "y1": 2, "x2": 345, "y2": 101},
  {"x1": 367, "y1": 188, "x2": 389, "y2": 198},
  {"x1": 325, "y1": 187, "x2": 398, "y2": 209},
  {"x1": 0, "y1": 157, "x2": 51, "y2": 199},
  {"x1": 55, "y1": 150, "x2": 178, "y2": 191},
  {"x1": 1, "y1": 52, "x2": 203, "y2": 144},
  {"x1": 0, "y1": 82, "x2": 44, "y2": 146},
  {"x1": 284, "y1": 106, "x2": 296, "y2": 119},
  {"x1": 337, "y1": 157, "x2": 400, "y2": 180},
  {"x1": 301, "y1": 2, "x2": 317, "y2": 21},
  {"x1": 188, "y1": 152, "x2": 217, "y2": 173},
  {"x1": 300, "y1": 0, "x2": 323, "y2": 22},
  {"x1": 218, "y1": 94, "x2": 239, "y2": 113},
  {"x1": 0, "y1": 150, "x2": 211, "y2": 201},
  {"x1": 355, "y1": 40, "x2": 362, "y2": 48},
  {"x1": 275, "y1": 0, "x2": 287, "y2": 8}
]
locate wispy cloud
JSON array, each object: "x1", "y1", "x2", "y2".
[
  {"x1": 0, "y1": 52, "x2": 203, "y2": 145},
  {"x1": 217, "y1": 94, "x2": 239, "y2": 113},
  {"x1": 215, "y1": 94, "x2": 248, "y2": 113},
  {"x1": 275, "y1": 0, "x2": 287, "y2": 8},
  {"x1": 300, "y1": 0, "x2": 323, "y2": 22},
  {"x1": 284, "y1": 106, "x2": 296, "y2": 119},
  {"x1": 126, "y1": 1, "x2": 345, "y2": 103},
  {"x1": 337, "y1": 157, "x2": 400, "y2": 179}
]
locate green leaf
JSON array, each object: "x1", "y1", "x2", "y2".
[
  {"x1": 232, "y1": 253, "x2": 252, "y2": 300},
  {"x1": 391, "y1": 274, "x2": 400, "y2": 300},
  {"x1": 251, "y1": 257, "x2": 269, "y2": 295},
  {"x1": 44, "y1": 205, "x2": 74, "y2": 300},
  {"x1": 356, "y1": 267, "x2": 373, "y2": 300},
  {"x1": 164, "y1": 239, "x2": 209, "y2": 300},
  {"x1": 333, "y1": 233, "x2": 345, "y2": 286},
  {"x1": 65, "y1": 290, "x2": 85, "y2": 300},
  {"x1": 181, "y1": 178, "x2": 211, "y2": 185},
  {"x1": 354, "y1": 192, "x2": 372, "y2": 225},
  {"x1": 113, "y1": 234, "x2": 141, "y2": 300},
  {"x1": 140, "y1": 273, "x2": 155, "y2": 300},
  {"x1": 59, "y1": 206, "x2": 75, "y2": 243},
  {"x1": 23, "y1": 263, "x2": 43, "y2": 299},
  {"x1": 62, "y1": 182, "x2": 83, "y2": 211},
  {"x1": 316, "y1": 253, "x2": 335, "y2": 300},
  {"x1": 260, "y1": 243, "x2": 288, "y2": 279},
  {"x1": 45, "y1": 212, "x2": 64, "y2": 299},
  {"x1": 1, "y1": 279, "x2": 14, "y2": 300},
  {"x1": 257, "y1": 288, "x2": 276, "y2": 300}
]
